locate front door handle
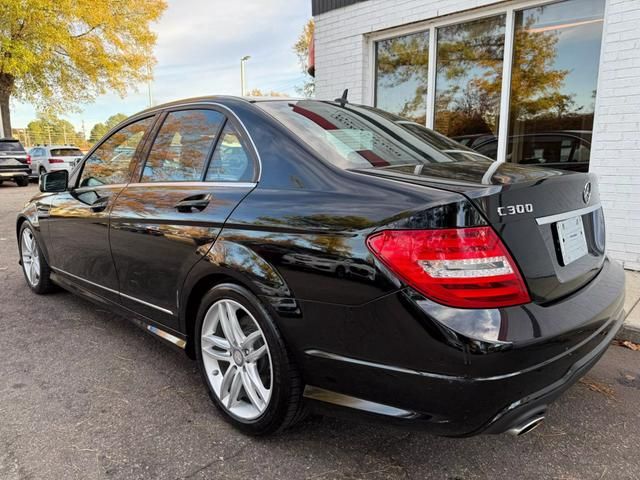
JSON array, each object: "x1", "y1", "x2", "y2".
[
  {"x1": 90, "y1": 196, "x2": 109, "y2": 212},
  {"x1": 175, "y1": 194, "x2": 211, "y2": 213}
]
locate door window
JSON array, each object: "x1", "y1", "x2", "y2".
[
  {"x1": 79, "y1": 117, "x2": 153, "y2": 187},
  {"x1": 142, "y1": 109, "x2": 224, "y2": 182},
  {"x1": 205, "y1": 123, "x2": 254, "y2": 182}
]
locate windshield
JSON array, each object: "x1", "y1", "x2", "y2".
[
  {"x1": 0, "y1": 140, "x2": 26, "y2": 153},
  {"x1": 257, "y1": 100, "x2": 490, "y2": 169},
  {"x1": 50, "y1": 148, "x2": 82, "y2": 157}
]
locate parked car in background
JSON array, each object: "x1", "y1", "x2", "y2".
[
  {"x1": 0, "y1": 138, "x2": 30, "y2": 186},
  {"x1": 29, "y1": 145, "x2": 84, "y2": 177},
  {"x1": 17, "y1": 97, "x2": 623, "y2": 437},
  {"x1": 453, "y1": 131, "x2": 592, "y2": 172}
]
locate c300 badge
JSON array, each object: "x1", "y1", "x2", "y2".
[{"x1": 497, "y1": 203, "x2": 533, "y2": 217}]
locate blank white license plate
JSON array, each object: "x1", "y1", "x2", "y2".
[{"x1": 556, "y1": 215, "x2": 588, "y2": 265}]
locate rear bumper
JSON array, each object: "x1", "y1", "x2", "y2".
[
  {"x1": 299, "y1": 257, "x2": 625, "y2": 436},
  {"x1": 0, "y1": 171, "x2": 28, "y2": 180}
]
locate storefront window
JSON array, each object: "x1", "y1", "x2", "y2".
[
  {"x1": 507, "y1": 0, "x2": 605, "y2": 168},
  {"x1": 375, "y1": 31, "x2": 429, "y2": 125},
  {"x1": 434, "y1": 15, "x2": 505, "y2": 141}
]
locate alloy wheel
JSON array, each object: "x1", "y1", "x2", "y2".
[
  {"x1": 201, "y1": 299, "x2": 273, "y2": 420},
  {"x1": 21, "y1": 228, "x2": 40, "y2": 287}
]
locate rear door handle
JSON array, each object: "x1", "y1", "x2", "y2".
[{"x1": 175, "y1": 194, "x2": 211, "y2": 213}]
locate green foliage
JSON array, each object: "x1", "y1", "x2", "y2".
[
  {"x1": 0, "y1": 0, "x2": 167, "y2": 135},
  {"x1": 293, "y1": 19, "x2": 315, "y2": 98}
]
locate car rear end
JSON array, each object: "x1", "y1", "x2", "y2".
[
  {"x1": 0, "y1": 139, "x2": 30, "y2": 185},
  {"x1": 45, "y1": 146, "x2": 84, "y2": 174},
  {"x1": 256, "y1": 100, "x2": 625, "y2": 435}
]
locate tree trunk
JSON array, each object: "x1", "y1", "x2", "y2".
[{"x1": 0, "y1": 73, "x2": 14, "y2": 138}]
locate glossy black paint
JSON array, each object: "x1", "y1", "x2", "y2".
[{"x1": 17, "y1": 96, "x2": 624, "y2": 436}]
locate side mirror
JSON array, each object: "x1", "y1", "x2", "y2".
[{"x1": 40, "y1": 170, "x2": 69, "y2": 193}]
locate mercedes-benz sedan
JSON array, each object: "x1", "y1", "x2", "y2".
[{"x1": 17, "y1": 96, "x2": 624, "y2": 436}]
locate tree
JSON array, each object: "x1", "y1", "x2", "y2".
[
  {"x1": 89, "y1": 113, "x2": 127, "y2": 143},
  {"x1": 0, "y1": 0, "x2": 167, "y2": 137},
  {"x1": 293, "y1": 19, "x2": 315, "y2": 97},
  {"x1": 246, "y1": 88, "x2": 288, "y2": 98},
  {"x1": 25, "y1": 114, "x2": 83, "y2": 145}
]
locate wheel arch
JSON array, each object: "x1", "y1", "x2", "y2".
[{"x1": 180, "y1": 237, "x2": 295, "y2": 359}]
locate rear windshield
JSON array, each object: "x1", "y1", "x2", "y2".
[
  {"x1": 0, "y1": 140, "x2": 26, "y2": 153},
  {"x1": 257, "y1": 100, "x2": 489, "y2": 169},
  {"x1": 50, "y1": 148, "x2": 82, "y2": 156}
]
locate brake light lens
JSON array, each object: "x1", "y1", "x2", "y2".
[
  {"x1": 26, "y1": 154, "x2": 31, "y2": 165},
  {"x1": 366, "y1": 227, "x2": 530, "y2": 309},
  {"x1": 49, "y1": 158, "x2": 65, "y2": 163}
]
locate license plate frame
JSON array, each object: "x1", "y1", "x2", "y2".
[{"x1": 556, "y1": 215, "x2": 588, "y2": 266}]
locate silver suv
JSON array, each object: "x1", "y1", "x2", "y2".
[{"x1": 29, "y1": 145, "x2": 84, "y2": 177}]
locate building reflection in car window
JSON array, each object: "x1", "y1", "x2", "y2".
[
  {"x1": 142, "y1": 109, "x2": 224, "y2": 182},
  {"x1": 79, "y1": 117, "x2": 154, "y2": 187}
]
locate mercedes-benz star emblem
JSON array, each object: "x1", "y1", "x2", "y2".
[{"x1": 582, "y1": 182, "x2": 592, "y2": 204}]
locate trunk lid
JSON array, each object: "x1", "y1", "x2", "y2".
[{"x1": 354, "y1": 161, "x2": 606, "y2": 304}]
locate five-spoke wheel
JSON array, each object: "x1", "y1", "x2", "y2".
[
  {"x1": 21, "y1": 227, "x2": 41, "y2": 287},
  {"x1": 201, "y1": 299, "x2": 272, "y2": 420},
  {"x1": 195, "y1": 283, "x2": 306, "y2": 434}
]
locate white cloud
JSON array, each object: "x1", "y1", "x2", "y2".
[{"x1": 11, "y1": 0, "x2": 311, "y2": 132}]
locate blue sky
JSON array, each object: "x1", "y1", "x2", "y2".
[{"x1": 11, "y1": 0, "x2": 311, "y2": 133}]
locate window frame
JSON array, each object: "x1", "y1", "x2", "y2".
[
  {"x1": 367, "y1": 0, "x2": 605, "y2": 166},
  {"x1": 135, "y1": 104, "x2": 260, "y2": 184},
  {"x1": 74, "y1": 114, "x2": 158, "y2": 190}
]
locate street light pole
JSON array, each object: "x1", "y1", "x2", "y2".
[{"x1": 240, "y1": 55, "x2": 251, "y2": 96}]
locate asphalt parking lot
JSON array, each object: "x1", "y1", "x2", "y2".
[{"x1": 1, "y1": 183, "x2": 640, "y2": 480}]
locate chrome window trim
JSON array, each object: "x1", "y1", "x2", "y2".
[
  {"x1": 129, "y1": 101, "x2": 263, "y2": 182},
  {"x1": 125, "y1": 181, "x2": 257, "y2": 188},
  {"x1": 52, "y1": 267, "x2": 174, "y2": 315},
  {"x1": 535, "y1": 204, "x2": 600, "y2": 225}
]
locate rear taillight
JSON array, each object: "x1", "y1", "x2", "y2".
[
  {"x1": 366, "y1": 227, "x2": 530, "y2": 309},
  {"x1": 49, "y1": 158, "x2": 64, "y2": 163},
  {"x1": 26, "y1": 154, "x2": 31, "y2": 165}
]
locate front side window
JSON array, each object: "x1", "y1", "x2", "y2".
[
  {"x1": 142, "y1": 109, "x2": 224, "y2": 182},
  {"x1": 205, "y1": 123, "x2": 254, "y2": 182},
  {"x1": 508, "y1": 0, "x2": 604, "y2": 166},
  {"x1": 79, "y1": 117, "x2": 153, "y2": 187},
  {"x1": 375, "y1": 31, "x2": 430, "y2": 125},
  {"x1": 434, "y1": 15, "x2": 506, "y2": 138}
]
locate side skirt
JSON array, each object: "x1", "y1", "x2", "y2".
[{"x1": 50, "y1": 271, "x2": 188, "y2": 352}]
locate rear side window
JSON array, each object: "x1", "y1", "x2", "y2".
[
  {"x1": 50, "y1": 148, "x2": 82, "y2": 157},
  {"x1": 79, "y1": 116, "x2": 153, "y2": 187},
  {"x1": 0, "y1": 140, "x2": 25, "y2": 153},
  {"x1": 142, "y1": 109, "x2": 224, "y2": 182},
  {"x1": 205, "y1": 123, "x2": 254, "y2": 182}
]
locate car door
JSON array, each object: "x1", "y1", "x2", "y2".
[
  {"x1": 109, "y1": 106, "x2": 258, "y2": 329},
  {"x1": 46, "y1": 116, "x2": 156, "y2": 302}
]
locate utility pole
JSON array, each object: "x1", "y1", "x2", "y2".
[
  {"x1": 147, "y1": 62, "x2": 153, "y2": 107},
  {"x1": 63, "y1": 124, "x2": 67, "y2": 144},
  {"x1": 240, "y1": 55, "x2": 251, "y2": 96}
]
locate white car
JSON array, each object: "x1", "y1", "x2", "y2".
[{"x1": 29, "y1": 145, "x2": 84, "y2": 177}]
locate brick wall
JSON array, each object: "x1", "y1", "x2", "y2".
[
  {"x1": 314, "y1": 0, "x2": 640, "y2": 270},
  {"x1": 589, "y1": 0, "x2": 640, "y2": 270}
]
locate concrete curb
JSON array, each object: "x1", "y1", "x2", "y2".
[{"x1": 616, "y1": 322, "x2": 640, "y2": 344}]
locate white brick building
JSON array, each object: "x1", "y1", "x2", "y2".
[{"x1": 312, "y1": 0, "x2": 640, "y2": 270}]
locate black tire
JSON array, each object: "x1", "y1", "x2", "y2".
[
  {"x1": 15, "y1": 176, "x2": 29, "y2": 187},
  {"x1": 195, "y1": 283, "x2": 306, "y2": 435},
  {"x1": 19, "y1": 222, "x2": 56, "y2": 294}
]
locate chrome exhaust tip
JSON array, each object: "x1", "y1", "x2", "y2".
[{"x1": 506, "y1": 414, "x2": 545, "y2": 437}]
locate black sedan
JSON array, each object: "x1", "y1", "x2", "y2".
[{"x1": 16, "y1": 97, "x2": 624, "y2": 436}]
